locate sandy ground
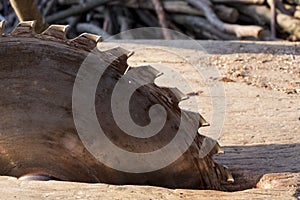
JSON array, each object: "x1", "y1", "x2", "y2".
[{"x1": 0, "y1": 40, "x2": 299, "y2": 199}]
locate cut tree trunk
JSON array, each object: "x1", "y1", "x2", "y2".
[
  {"x1": 237, "y1": 4, "x2": 300, "y2": 39},
  {"x1": 186, "y1": 0, "x2": 266, "y2": 39}
]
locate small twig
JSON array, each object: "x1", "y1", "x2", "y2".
[{"x1": 151, "y1": 0, "x2": 172, "y2": 40}]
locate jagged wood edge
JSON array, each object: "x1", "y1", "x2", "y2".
[
  {"x1": 2, "y1": 21, "x2": 102, "y2": 52},
  {"x1": 115, "y1": 63, "x2": 233, "y2": 183}
]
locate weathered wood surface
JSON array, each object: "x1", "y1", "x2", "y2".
[
  {"x1": 0, "y1": 36, "x2": 231, "y2": 190},
  {"x1": 0, "y1": 40, "x2": 299, "y2": 199}
]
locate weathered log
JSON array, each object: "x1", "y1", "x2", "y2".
[
  {"x1": 277, "y1": 13, "x2": 300, "y2": 39},
  {"x1": 214, "y1": 4, "x2": 239, "y2": 23},
  {"x1": 112, "y1": 1, "x2": 238, "y2": 24},
  {"x1": 172, "y1": 14, "x2": 237, "y2": 40},
  {"x1": 186, "y1": 0, "x2": 266, "y2": 39},
  {"x1": 236, "y1": 4, "x2": 300, "y2": 39},
  {"x1": 5, "y1": 0, "x2": 300, "y2": 43}
]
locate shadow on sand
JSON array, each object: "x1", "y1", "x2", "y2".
[
  {"x1": 113, "y1": 40, "x2": 300, "y2": 55},
  {"x1": 214, "y1": 143, "x2": 300, "y2": 191}
]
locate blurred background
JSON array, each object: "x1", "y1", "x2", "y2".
[{"x1": 0, "y1": 0, "x2": 300, "y2": 41}]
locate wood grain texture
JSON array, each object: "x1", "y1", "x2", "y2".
[{"x1": 0, "y1": 40, "x2": 299, "y2": 199}]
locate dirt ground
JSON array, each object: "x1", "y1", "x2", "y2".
[{"x1": 1, "y1": 40, "x2": 299, "y2": 199}]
